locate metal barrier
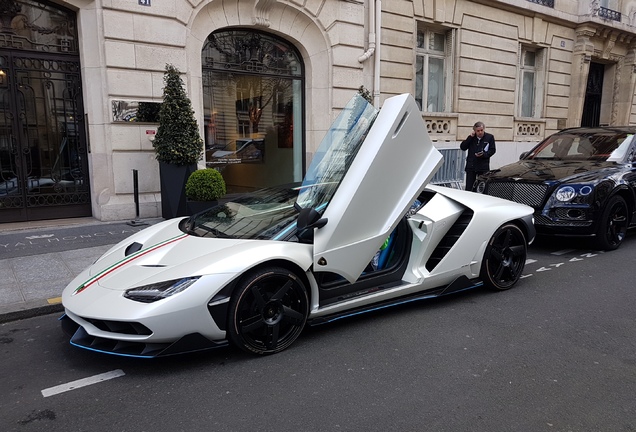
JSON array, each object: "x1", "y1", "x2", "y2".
[{"x1": 430, "y1": 148, "x2": 465, "y2": 189}]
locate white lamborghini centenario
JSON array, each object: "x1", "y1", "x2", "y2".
[{"x1": 61, "y1": 93, "x2": 535, "y2": 357}]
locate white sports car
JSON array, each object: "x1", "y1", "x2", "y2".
[{"x1": 61, "y1": 93, "x2": 535, "y2": 357}]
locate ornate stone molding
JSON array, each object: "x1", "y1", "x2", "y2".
[
  {"x1": 589, "y1": 0, "x2": 600, "y2": 16},
  {"x1": 253, "y1": 0, "x2": 278, "y2": 28},
  {"x1": 611, "y1": 56, "x2": 624, "y2": 125},
  {"x1": 514, "y1": 120, "x2": 544, "y2": 141},
  {"x1": 423, "y1": 114, "x2": 457, "y2": 141},
  {"x1": 574, "y1": 27, "x2": 596, "y2": 54},
  {"x1": 602, "y1": 32, "x2": 617, "y2": 59}
]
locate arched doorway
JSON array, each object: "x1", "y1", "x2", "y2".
[
  {"x1": 201, "y1": 29, "x2": 304, "y2": 193},
  {"x1": 0, "y1": 0, "x2": 89, "y2": 223}
]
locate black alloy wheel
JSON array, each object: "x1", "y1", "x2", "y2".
[
  {"x1": 228, "y1": 267, "x2": 308, "y2": 355},
  {"x1": 481, "y1": 223, "x2": 527, "y2": 290},
  {"x1": 594, "y1": 195, "x2": 629, "y2": 251}
]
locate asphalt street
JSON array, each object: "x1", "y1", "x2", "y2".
[{"x1": 1, "y1": 233, "x2": 635, "y2": 431}]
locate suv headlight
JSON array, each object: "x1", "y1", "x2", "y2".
[
  {"x1": 553, "y1": 185, "x2": 595, "y2": 203},
  {"x1": 555, "y1": 186, "x2": 576, "y2": 202},
  {"x1": 124, "y1": 277, "x2": 200, "y2": 303},
  {"x1": 475, "y1": 181, "x2": 486, "y2": 194}
]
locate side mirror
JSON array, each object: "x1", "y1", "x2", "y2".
[
  {"x1": 294, "y1": 202, "x2": 328, "y2": 243},
  {"x1": 519, "y1": 151, "x2": 529, "y2": 160}
]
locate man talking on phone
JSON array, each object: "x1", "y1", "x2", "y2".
[{"x1": 460, "y1": 121, "x2": 496, "y2": 191}]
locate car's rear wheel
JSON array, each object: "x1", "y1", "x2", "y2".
[
  {"x1": 594, "y1": 195, "x2": 628, "y2": 251},
  {"x1": 481, "y1": 223, "x2": 527, "y2": 290},
  {"x1": 228, "y1": 266, "x2": 308, "y2": 355}
]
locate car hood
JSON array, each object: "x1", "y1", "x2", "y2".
[
  {"x1": 486, "y1": 159, "x2": 618, "y2": 184},
  {"x1": 69, "y1": 219, "x2": 311, "y2": 294}
]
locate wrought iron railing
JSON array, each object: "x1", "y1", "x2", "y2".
[
  {"x1": 598, "y1": 7, "x2": 621, "y2": 21},
  {"x1": 526, "y1": 0, "x2": 554, "y2": 8}
]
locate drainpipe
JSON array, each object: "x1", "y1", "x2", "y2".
[
  {"x1": 358, "y1": 0, "x2": 381, "y2": 107},
  {"x1": 358, "y1": 0, "x2": 376, "y2": 63},
  {"x1": 373, "y1": 0, "x2": 381, "y2": 107}
]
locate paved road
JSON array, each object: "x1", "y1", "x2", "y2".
[{"x1": 1, "y1": 233, "x2": 635, "y2": 431}]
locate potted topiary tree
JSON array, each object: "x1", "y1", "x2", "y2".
[
  {"x1": 153, "y1": 64, "x2": 204, "y2": 219},
  {"x1": 185, "y1": 168, "x2": 226, "y2": 214}
]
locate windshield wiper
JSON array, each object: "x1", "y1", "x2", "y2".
[{"x1": 194, "y1": 225, "x2": 230, "y2": 238}]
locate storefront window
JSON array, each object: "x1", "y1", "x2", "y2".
[{"x1": 202, "y1": 30, "x2": 304, "y2": 193}]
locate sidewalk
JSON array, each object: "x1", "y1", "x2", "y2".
[{"x1": 0, "y1": 217, "x2": 163, "y2": 323}]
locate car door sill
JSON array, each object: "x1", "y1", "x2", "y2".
[{"x1": 309, "y1": 276, "x2": 482, "y2": 326}]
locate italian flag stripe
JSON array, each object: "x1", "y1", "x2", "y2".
[{"x1": 73, "y1": 233, "x2": 188, "y2": 295}]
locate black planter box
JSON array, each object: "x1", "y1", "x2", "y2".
[{"x1": 159, "y1": 162, "x2": 196, "y2": 219}]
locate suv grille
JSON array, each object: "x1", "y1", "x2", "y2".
[{"x1": 486, "y1": 182, "x2": 548, "y2": 208}]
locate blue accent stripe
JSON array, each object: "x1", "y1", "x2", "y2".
[{"x1": 69, "y1": 341, "x2": 156, "y2": 359}]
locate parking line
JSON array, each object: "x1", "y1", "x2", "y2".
[
  {"x1": 551, "y1": 249, "x2": 575, "y2": 256},
  {"x1": 41, "y1": 370, "x2": 125, "y2": 398}
]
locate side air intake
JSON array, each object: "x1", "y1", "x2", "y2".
[{"x1": 425, "y1": 210, "x2": 474, "y2": 271}]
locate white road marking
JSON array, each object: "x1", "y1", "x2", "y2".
[
  {"x1": 524, "y1": 246, "x2": 603, "y2": 279},
  {"x1": 41, "y1": 369, "x2": 125, "y2": 398},
  {"x1": 551, "y1": 249, "x2": 575, "y2": 256},
  {"x1": 25, "y1": 234, "x2": 55, "y2": 240}
]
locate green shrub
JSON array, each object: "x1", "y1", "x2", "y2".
[
  {"x1": 185, "y1": 169, "x2": 226, "y2": 201},
  {"x1": 153, "y1": 64, "x2": 203, "y2": 166}
]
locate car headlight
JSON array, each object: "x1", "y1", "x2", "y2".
[
  {"x1": 124, "y1": 277, "x2": 200, "y2": 303},
  {"x1": 475, "y1": 181, "x2": 486, "y2": 193},
  {"x1": 555, "y1": 186, "x2": 576, "y2": 202}
]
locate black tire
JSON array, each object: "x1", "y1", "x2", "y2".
[
  {"x1": 594, "y1": 195, "x2": 628, "y2": 251},
  {"x1": 481, "y1": 223, "x2": 527, "y2": 291},
  {"x1": 228, "y1": 266, "x2": 308, "y2": 355}
]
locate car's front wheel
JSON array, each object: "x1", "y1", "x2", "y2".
[
  {"x1": 481, "y1": 223, "x2": 527, "y2": 290},
  {"x1": 228, "y1": 266, "x2": 308, "y2": 355},
  {"x1": 594, "y1": 195, "x2": 629, "y2": 251}
]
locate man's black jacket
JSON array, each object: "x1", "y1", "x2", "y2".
[{"x1": 460, "y1": 132, "x2": 496, "y2": 172}]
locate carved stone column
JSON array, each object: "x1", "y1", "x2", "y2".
[
  {"x1": 567, "y1": 26, "x2": 596, "y2": 128},
  {"x1": 613, "y1": 45, "x2": 636, "y2": 125}
]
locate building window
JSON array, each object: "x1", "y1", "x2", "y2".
[
  {"x1": 415, "y1": 25, "x2": 454, "y2": 113},
  {"x1": 517, "y1": 46, "x2": 545, "y2": 118},
  {"x1": 201, "y1": 30, "x2": 304, "y2": 193}
]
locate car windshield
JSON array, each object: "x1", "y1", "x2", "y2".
[
  {"x1": 184, "y1": 186, "x2": 301, "y2": 240},
  {"x1": 297, "y1": 94, "x2": 378, "y2": 210},
  {"x1": 185, "y1": 94, "x2": 379, "y2": 240},
  {"x1": 525, "y1": 131, "x2": 634, "y2": 161}
]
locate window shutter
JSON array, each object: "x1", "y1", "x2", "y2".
[
  {"x1": 444, "y1": 29, "x2": 455, "y2": 112},
  {"x1": 534, "y1": 48, "x2": 546, "y2": 118}
]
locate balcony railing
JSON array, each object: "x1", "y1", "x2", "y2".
[
  {"x1": 598, "y1": 7, "x2": 621, "y2": 22},
  {"x1": 526, "y1": 0, "x2": 554, "y2": 7}
]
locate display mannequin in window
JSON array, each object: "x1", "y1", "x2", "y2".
[{"x1": 460, "y1": 122, "x2": 496, "y2": 191}]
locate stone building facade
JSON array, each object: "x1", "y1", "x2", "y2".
[{"x1": 2, "y1": 0, "x2": 636, "y2": 222}]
